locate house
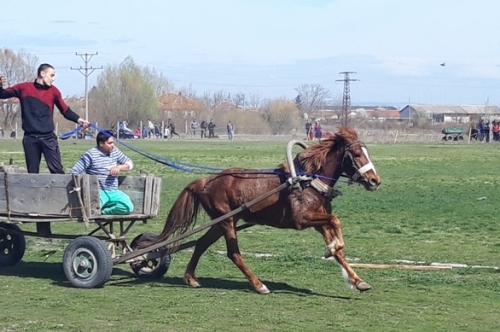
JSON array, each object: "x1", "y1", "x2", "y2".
[
  {"x1": 157, "y1": 92, "x2": 204, "y2": 117},
  {"x1": 400, "y1": 104, "x2": 500, "y2": 123}
]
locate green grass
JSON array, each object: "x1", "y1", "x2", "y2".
[{"x1": 1, "y1": 138, "x2": 499, "y2": 331}]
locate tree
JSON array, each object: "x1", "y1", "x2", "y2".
[
  {"x1": 248, "y1": 92, "x2": 262, "y2": 109},
  {"x1": 89, "y1": 56, "x2": 158, "y2": 127},
  {"x1": 294, "y1": 83, "x2": 331, "y2": 116},
  {"x1": 0, "y1": 48, "x2": 38, "y2": 127},
  {"x1": 232, "y1": 92, "x2": 246, "y2": 108},
  {"x1": 261, "y1": 98, "x2": 300, "y2": 135}
]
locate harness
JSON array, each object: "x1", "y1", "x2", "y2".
[
  {"x1": 342, "y1": 143, "x2": 377, "y2": 182},
  {"x1": 285, "y1": 140, "x2": 376, "y2": 201}
]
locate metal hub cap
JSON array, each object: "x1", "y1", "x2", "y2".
[{"x1": 72, "y1": 248, "x2": 98, "y2": 279}]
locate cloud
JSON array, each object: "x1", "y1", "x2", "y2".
[
  {"x1": 3, "y1": 34, "x2": 98, "y2": 48},
  {"x1": 50, "y1": 20, "x2": 76, "y2": 24},
  {"x1": 376, "y1": 57, "x2": 432, "y2": 77}
]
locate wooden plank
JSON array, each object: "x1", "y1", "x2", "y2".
[
  {"x1": 87, "y1": 175, "x2": 101, "y2": 217},
  {"x1": 118, "y1": 176, "x2": 146, "y2": 192},
  {"x1": 126, "y1": 191, "x2": 145, "y2": 214},
  {"x1": 6, "y1": 173, "x2": 82, "y2": 216},
  {"x1": 117, "y1": 176, "x2": 146, "y2": 214},
  {"x1": 143, "y1": 175, "x2": 154, "y2": 215},
  {"x1": 81, "y1": 174, "x2": 92, "y2": 218},
  {"x1": 0, "y1": 173, "x2": 6, "y2": 213},
  {"x1": 349, "y1": 263, "x2": 452, "y2": 271},
  {"x1": 150, "y1": 177, "x2": 162, "y2": 216}
]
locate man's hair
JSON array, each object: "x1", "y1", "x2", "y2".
[
  {"x1": 37, "y1": 63, "x2": 54, "y2": 77},
  {"x1": 96, "y1": 131, "x2": 114, "y2": 145}
]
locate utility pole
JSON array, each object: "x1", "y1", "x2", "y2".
[
  {"x1": 336, "y1": 72, "x2": 359, "y2": 126},
  {"x1": 70, "y1": 52, "x2": 102, "y2": 121}
]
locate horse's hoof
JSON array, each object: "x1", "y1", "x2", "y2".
[
  {"x1": 356, "y1": 281, "x2": 372, "y2": 292},
  {"x1": 256, "y1": 284, "x2": 270, "y2": 295},
  {"x1": 185, "y1": 277, "x2": 202, "y2": 288}
]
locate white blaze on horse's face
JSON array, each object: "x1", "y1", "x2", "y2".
[{"x1": 345, "y1": 143, "x2": 381, "y2": 190}]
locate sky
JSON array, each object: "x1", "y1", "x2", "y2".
[{"x1": 2, "y1": 0, "x2": 500, "y2": 107}]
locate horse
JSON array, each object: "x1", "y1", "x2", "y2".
[{"x1": 140, "y1": 126, "x2": 381, "y2": 294}]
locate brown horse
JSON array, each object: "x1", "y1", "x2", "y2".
[{"x1": 141, "y1": 126, "x2": 381, "y2": 294}]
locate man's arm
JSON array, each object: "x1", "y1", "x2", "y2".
[
  {"x1": 109, "y1": 148, "x2": 134, "y2": 175},
  {"x1": 0, "y1": 77, "x2": 21, "y2": 99},
  {"x1": 70, "y1": 152, "x2": 92, "y2": 175},
  {"x1": 53, "y1": 88, "x2": 90, "y2": 128}
]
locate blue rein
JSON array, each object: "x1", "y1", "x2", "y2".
[{"x1": 59, "y1": 124, "x2": 351, "y2": 183}]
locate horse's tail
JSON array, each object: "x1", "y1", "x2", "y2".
[{"x1": 137, "y1": 178, "x2": 207, "y2": 249}]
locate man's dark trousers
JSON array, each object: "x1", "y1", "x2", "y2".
[{"x1": 23, "y1": 133, "x2": 64, "y2": 174}]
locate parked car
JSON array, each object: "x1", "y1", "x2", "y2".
[{"x1": 118, "y1": 127, "x2": 137, "y2": 139}]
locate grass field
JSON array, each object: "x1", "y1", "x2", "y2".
[{"x1": 1, "y1": 137, "x2": 499, "y2": 332}]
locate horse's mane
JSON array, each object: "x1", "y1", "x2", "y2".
[{"x1": 279, "y1": 126, "x2": 359, "y2": 173}]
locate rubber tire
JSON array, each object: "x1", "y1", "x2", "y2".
[
  {"x1": 0, "y1": 223, "x2": 26, "y2": 267},
  {"x1": 457, "y1": 135, "x2": 464, "y2": 141},
  {"x1": 445, "y1": 135, "x2": 454, "y2": 141},
  {"x1": 63, "y1": 236, "x2": 113, "y2": 288},
  {"x1": 130, "y1": 233, "x2": 171, "y2": 279}
]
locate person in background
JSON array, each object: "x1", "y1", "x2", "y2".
[
  {"x1": 227, "y1": 121, "x2": 234, "y2": 141},
  {"x1": 164, "y1": 125, "x2": 170, "y2": 139},
  {"x1": 305, "y1": 119, "x2": 313, "y2": 141},
  {"x1": 168, "y1": 118, "x2": 181, "y2": 138},
  {"x1": 208, "y1": 119, "x2": 216, "y2": 138},
  {"x1": 147, "y1": 119, "x2": 155, "y2": 139},
  {"x1": 0, "y1": 64, "x2": 90, "y2": 173},
  {"x1": 200, "y1": 119, "x2": 207, "y2": 139},
  {"x1": 134, "y1": 127, "x2": 141, "y2": 138},
  {"x1": 483, "y1": 121, "x2": 490, "y2": 143},
  {"x1": 476, "y1": 119, "x2": 484, "y2": 141},
  {"x1": 492, "y1": 120, "x2": 499, "y2": 142},
  {"x1": 190, "y1": 119, "x2": 199, "y2": 137},
  {"x1": 70, "y1": 131, "x2": 134, "y2": 215},
  {"x1": 313, "y1": 121, "x2": 322, "y2": 141}
]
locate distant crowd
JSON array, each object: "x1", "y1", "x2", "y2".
[
  {"x1": 117, "y1": 118, "x2": 234, "y2": 141},
  {"x1": 476, "y1": 119, "x2": 500, "y2": 142}
]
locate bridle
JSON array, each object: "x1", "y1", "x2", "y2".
[{"x1": 341, "y1": 141, "x2": 377, "y2": 182}]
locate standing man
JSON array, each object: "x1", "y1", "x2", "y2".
[
  {"x1": 70, "y1": 131, "x2": 134, "y2": 215},
  {"x1": 227, "y1": 121, "x2": 234, "y2": 141},
  {"x1": 147, "y1": 119, "x2": 155, "y2": 139},
  {"x1": 208, "y1": 119, "x2": 216, "y2": 138},
  {"x1": 190, "y1": 119, "x2": 199, "y2": 137},
  {"x1": 200, "y1": 119, "x2": 207, "y2": 139},
  {"x1": 0, "y1": 64, "x2": 90, "y2": 174},
  {"x1": 305, "y1": 119, "x2": 312, "y2": 141}
]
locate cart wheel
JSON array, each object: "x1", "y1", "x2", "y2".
[
  {"x1": 0, "y1": 223, "x2": 26, "y2": 268},
  {"x1": 457, "y1": 135, "x2": 464, "y2": 141},
  {"x1": 445, "y1": 135, "x2": 453, "y2": 141},
  {"x1": 130, "y1": 233, "x2": 171, "y2": 279},
  {"x1": 63, "y1": 236, "x2": 113, "y2": 288}
]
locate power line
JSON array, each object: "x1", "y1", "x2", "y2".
[
  {"x1": 336, "y1": 72, "x2": 359, "y2": 126},
  {"x1": 70, "y1": 52, "x2": 102, "y2": 120}
]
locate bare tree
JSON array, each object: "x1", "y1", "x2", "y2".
[
  {"x1": 210, "y1": 90, "x2": 229, "y2": 110},
  {"x1": 0, "y1": 48, "x2": 38, "y2": 127},
  {"x1": 248, "y1": 92, "x2": 262, "y2": 109},
  {"x1": 143, "y1": 68, "x2": 175, "y2": 97},
  {"x1": 294, "y1": 83, "x2": 331, "y2": 116},
  {"x1": 232, "y1": 92, "x2": 246, "y2": 108},
  {"x1": 261, "y1": 98, "x2": 300, "y2": 135}
]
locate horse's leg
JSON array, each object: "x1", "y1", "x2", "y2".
[
  {"x1": 311, "y1": 215, "x2": 372, "y2": 292},
  {"x1": 184, "y1": 225, "x2": 223, "y2": 288},
  {"x1": 220, "y1": 220, "x2": 270, "y2": 295}
]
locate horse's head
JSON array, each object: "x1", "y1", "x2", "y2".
[{"x1": 340, "y1": 139, "x2": 381, "y2": 191}]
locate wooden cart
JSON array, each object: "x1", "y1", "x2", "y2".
[
  {"x1": 441, "y1": 127, "x2": 466, "y2": 141},
  {"x1": 0, "y1": 166, "x2": 168, "y2": 288}
]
